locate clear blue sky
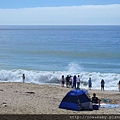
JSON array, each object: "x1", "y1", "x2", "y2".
[
  {"x1": 0, "y1": 0, "x2": 120, "y2": 25},
  {"x1": 0, "y1": 0, "x2": 120, "y2": 8}
]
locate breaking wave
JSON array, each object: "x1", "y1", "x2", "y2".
[{"x1": 0, "y1": 63, "x2": 120, "y2": 91}]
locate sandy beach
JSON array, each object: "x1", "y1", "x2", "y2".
[{"x1": 0, "y1": 82, "x2": 120, "y2": 114}]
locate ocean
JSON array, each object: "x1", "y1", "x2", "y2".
[{"x1": 0, "y1": 25, "x2": 120, "y2": 91}]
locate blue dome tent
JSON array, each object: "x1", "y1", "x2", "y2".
[{"x1": 59, "y1": 89, "x2": 93, "y2": 111}]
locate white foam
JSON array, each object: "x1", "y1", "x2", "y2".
[{"x1": 0, "y1": 63, "x2": 120, "y2": 91}]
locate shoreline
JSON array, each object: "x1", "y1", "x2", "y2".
[
  {"x1": 0, "y1": 82, "x2": 120, "y2": 114},
  {"x1": 29, "y1": 82, "x2": 120, "y2": 92}
]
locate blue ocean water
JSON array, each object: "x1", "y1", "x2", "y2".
[{"x1": 0, "y1": 25, "x2": 120, "y2": 90}]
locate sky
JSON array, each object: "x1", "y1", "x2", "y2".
[{"x1": 0, "y1": 0, "x2": 120, "y2": 25}]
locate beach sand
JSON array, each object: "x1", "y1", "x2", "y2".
[{"x1": 0, "y1": 82, "x2": 120, "y2": 114}]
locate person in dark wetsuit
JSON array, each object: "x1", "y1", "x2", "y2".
[
  {"x1": 101, "y1": 79, "x2": 105, "y2": 91},
  {"x1": 22, "y1": 74, "x2": 25, "y2": 83},
  {"x1": 77, "y1": 75, "x2": 80, "y2": 89}
]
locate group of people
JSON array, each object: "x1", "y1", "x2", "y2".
[
  {"x1": 91, "y1": 81, "x2": 120, "y2": 107},
  {"x1": 61, "y1": 75, "x2": 120, "y2": 92},
  {"x1": 61, "y1": 75, "x2": 80, "y2": 89},
  {"x1": 88, "y1": 78, "x2": 120, "y2": 92},
  {"x1": 22, "y1": 73, "x2": 120, "y2": 92},
  {"x1": 61, "y1": 75, "x2": 101, "y2": 107}
]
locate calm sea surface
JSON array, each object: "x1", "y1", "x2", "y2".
[{"x1": 0, "y1": 25, "x2": 120, "y2": 90}]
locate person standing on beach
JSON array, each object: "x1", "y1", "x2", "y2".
[
  {"x1": 77, "y1": 75, "x2": 80, "y2": 89},
  {"x1": 66, "y1": 75, "x2": 70, "y2": 88},
  {"x1": 69, "y1": 76, "x2": 73, "y2": 88},
  {"x1": 22, "y1": 74, "x2": 25, "y2": 83},
  {"x1": 73, "y1": 75, "x2": 77, "y2": 89},
  {"x1": 88, "y1": 77, "x2": 92, "y2": 90},
  {"x1": 61, "y1": 75, "x2": 65, "y2": 87},
  {"x1": 118, "y1": 80, "x2": 120, "y2": 92},
  {"x1": 101, "y1": 79, "x2": 105, "y2": 91}
]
